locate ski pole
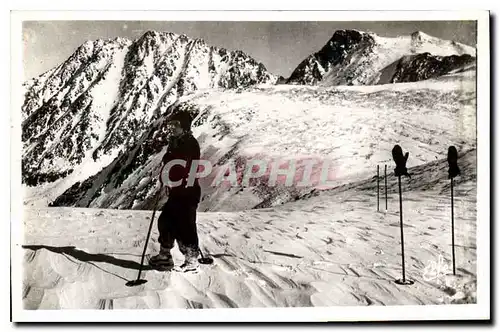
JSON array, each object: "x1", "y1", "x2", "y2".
[
  {"x1": 126, "y1": 189, "x2": 162, "y2": 287},
  {"x1": 398, "y1": 175, "x2": 406, "y2": 282},
  {"x1": 447, "y1": 146, "x2": 460, "y2": 276},
  {"x1": 391, "y1": 144, "x2": 414, "y2": 285},
  {"x1": 451, "y1": 177, "x2": 456, "y2": 275},
  {"x1": 127, "y1": 163, "x2": 165, "y2": 287},
  {"x1": 377, "y1": 165, "x2": 380, "y2": 212},
  {"x1": 385, "y1": 164, "x2": 388, "y2": 211},
  {"x1": 198, "y1": 248, "x2": 214, "y2": 265}
]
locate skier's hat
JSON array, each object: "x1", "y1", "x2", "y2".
[{"x1": 169, "y1": 111, "x2": 193, "y2": 130}]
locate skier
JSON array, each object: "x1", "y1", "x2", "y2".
[{"x1": 149, "y1": 111, "x2": 202, "y2": 273}]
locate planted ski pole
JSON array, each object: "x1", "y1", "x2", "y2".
[
  {"x1": 198, "y1": 249, "x2": 214, "y2": 265},
  {"x1": 447, "y1": 146, "x2": 460, "y2": 275},
  {"x1": 385, "y1": 164, "x2": 388, "y2": 211},
  {"x1": 451, "y1": 177, "x2": 455, "y2": 275},
  {"x1": 377, "y1": 165, "x2": 380, "y2": 212},
  {"x1": 126, "y1": 189, "x2": 162, "y2": 287},
  {"x1": 126, "y1": 165, "x2": 166, "y2": 287},
  {"x1": 391, "y1": 145, "x2": 414, "y2": 285}
]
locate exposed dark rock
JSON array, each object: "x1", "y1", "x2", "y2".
[{"x1": 389, "y1": 53, "x2": 476, "y2": 83}]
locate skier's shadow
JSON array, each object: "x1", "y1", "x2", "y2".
[{"x1": 22, "y1": 245, "x2": 153, "y2": 271}]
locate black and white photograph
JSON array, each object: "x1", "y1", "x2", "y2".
[{"x1": 10, "y1": 10, "x2": 490, "y2": 322}]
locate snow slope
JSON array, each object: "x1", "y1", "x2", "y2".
[
  {"x1": 22, "y1": 30, "x2": 476, "y2": 212},
  {"x1": 40, "y1": 65, "x2": 476, "y2": 212},
  {"x1": 20, "y1": 148, "x2": 477, "y2": 309}
]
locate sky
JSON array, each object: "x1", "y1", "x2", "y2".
[{"x1": 22, "y1": 21, "x2": 477, "y2": 80}]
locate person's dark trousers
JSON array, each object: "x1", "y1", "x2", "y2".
[{"x1": 157, "y1": 195, "x2": 199, "y2": 257}]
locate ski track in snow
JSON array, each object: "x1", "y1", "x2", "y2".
[{"x1": 21, "y1": 171, "x2": 476, "y2": 309}]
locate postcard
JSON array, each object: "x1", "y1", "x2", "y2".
[{"x1": 10, "y1": 9, "x2": 490, "y2": 322}]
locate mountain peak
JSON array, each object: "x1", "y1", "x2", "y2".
[
  {"x1": 21, "y1": 31, "x2": 277, "y2": 190},
  {"x1": 288, "y1": 29, "x2": 475, "y2": 86},
  {"x1": 330, "y1": 29, "x2": 365, "y2": 40},
  {"x1": 287, "y1": 29, "x2": 374, "y2": 85},
  {"x1": 112, "y1": 36, "x2": 132, "y2": 47},
  {"x1": 411, "y1": 31, "x2": 436, "y2": 42},
  {"x1": 193, "y1": 37, "x2": 206, "y2": 46},
  {"x1": 333, "y1": 29, "x2": 364, "y2": 34},
  {"x1": 137, "y1": 30, "x2": 178, "y2": 43},
  {"x1": 139, "y1": 30, "x2": 163, "y2": 38},
  {"x1": 326, "y1": 29, "x2": 370, "y2": 47}
]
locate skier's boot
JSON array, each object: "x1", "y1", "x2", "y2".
[
  {"x1": 175, "y1": 245, "x2": 200, "y2": 273},
  {"x1": 149, "y1": 246, "x2": 174, "y2": 270}
]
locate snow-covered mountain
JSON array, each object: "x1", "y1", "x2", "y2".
[
  {"x1": 286, "y1": 30, "x2": 476, "y2": 86},
  {"x1": 22, "y1": 31, "x2": 277, "y2": 190},
  {"x1": 22, "y1": 29, "x2": 476, "y2": 211},
  {"x1": 29, "y1": 65, "x2": 476, "y2": 211}
]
